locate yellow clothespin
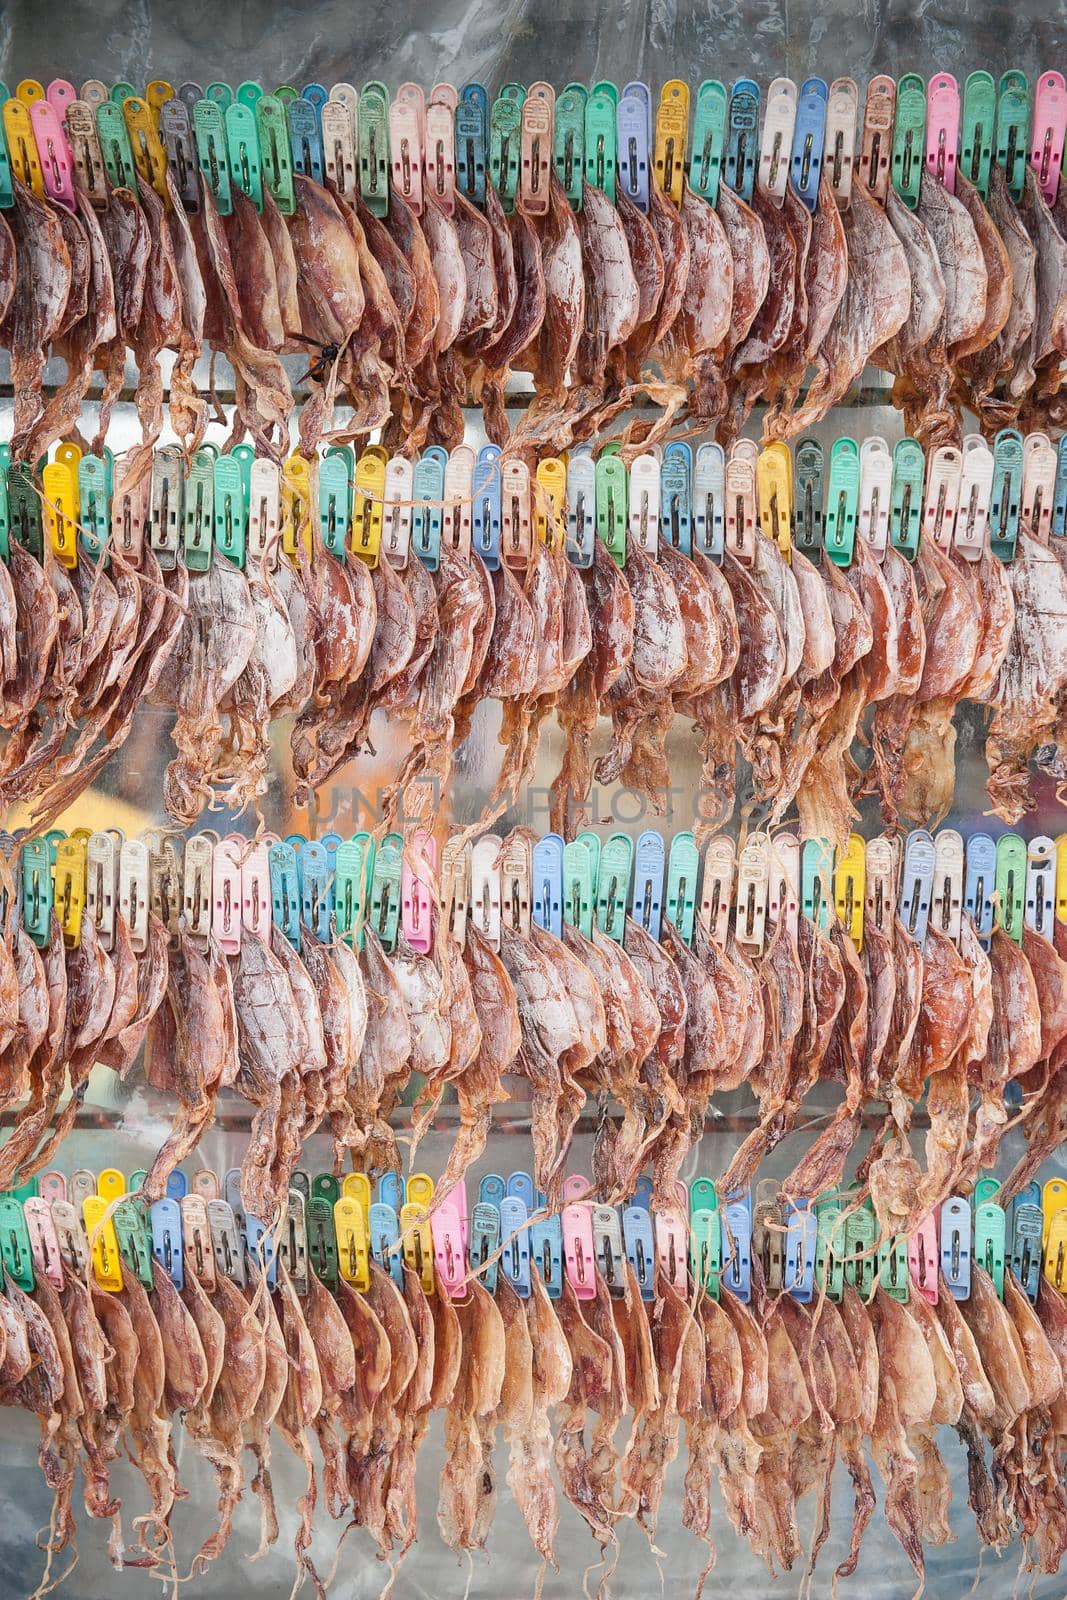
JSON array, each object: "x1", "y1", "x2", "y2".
[
  {"x1": 54, "y1": 836, "x2": 87, "y2": 947},
  {"x1": 122, "y1": 97, "x2": 170, "y2": 202},
  {"x1": 352, "y1": 450, "x2": 386, "y2": 568},
  {"x1": 1044, "y1": 1208, "x2": 1067, "y2": 1293},
  {"x1": 1055, "y1": 834, "x2": 1067, "y2": 925},
  {"x1": 757, "y1": 442, "x2": 793, "y2": 561},
  {"x1": 1043, "y1": 1178, "x2": 1067, "y2": 1245},
  {"x1": 334, "y1": 1196, "x2": 370, "y2": 1290},
  {"x1": 3, "y1": 97, "x2": 44, "y2": 193},
  {"x1": 42, "y1": 459, "x2": 79, "y2": 570},
  {"x1": 97, "y1": 1168, "x2": 126, "y2": 1203},
  {"x1": 83, "y1": 1195, "x2": 124, "y2": 1292},
  {"x1": 342, "y1": 1173, "x2": 372, "y2": 1233},
  {"x1": 535, "y1": 458, "x2": 566, "y2": 548},
  {"x1": 281, "y1": 454, "x2": 313, "y2": 560},
  {"x1": 654, "y1": 79, "x2": 689, "y2": 205},
  {"x1": 834, "y1": 833, "x2": 865, "y2": 949},
  {"x1": 144, "y1": 80, "x2": 175, "y2": 120},
  {"x1": 400, "y1": 1201, "x2": 435, "y2": 1292},
  {"x1": 16, "y1": 79, "x2": 45, "y2": 106}
]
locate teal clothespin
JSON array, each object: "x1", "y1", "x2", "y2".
[
  {"x1": 823, "y1": 438, "x2": 860, "y2": 567},
  {"x1": 236, "y1": 80, "x2": 263, "y2": 110},
  {"x1": 891, "y1": 73, "x2": 926, "y2": 208},
  {"x1": 77, "y1": 455, "x2": 110, "y2": 562},
  {"x1": 877, "y1": 1232, "x2": 910, "y2": 1301},
  {"x1": 801, "y1": 838, "x2": 834, "y2": 930},
  {"x1": 110, "y1": 80, "x2": 138, "y2": 105},
  {"x1": 213, "y1": 454, "x2": 247, "y2": 566},
  {"x1": 256, "y1": 94, "x2": 296, "y2": 214},
  {"x1": 96, "y1": 100, "x2": 138, "y2": 190},
  {"x1": 996, "y1": 71, "x2": 1031, "y2": 202},
  {"x1": 595, "y1": 832, "x2": 633, "y2": 943},
  {"x1": 689, "y1": 79, "x2": 727, "y2": 205},
  {"x1": 490, "y1": 83, "x2": 525, "y2": 212},
  {"x1": 318, "y1": 453, "x2": 351, "y2": 556},
  {"x1": 973, "y1": 1195, "x2": 1006, "y2": 1298},
  {"x1": 584, "y1": 81, "x2": 618, "y2": 200},
  {"x1": 843, "y1": 1194, "x2": 876, "y2": 1297},
  {"x1": 20, "y1": 837, "x2": 53, "y2": 947},
  {"x1": 0, "y1": 446, "x2": 9, "y2": 563},
  {"x1": 369, "y1": 833, "x2": 403, "y2": 952},
  {"x1": 114, "y1": 1196, "x2": 154, "y2": 1289},
  {"x1": 990, "y1": 428, "x2": 1023, "y2": 562},
  {"x1": 205, "y1": 82, "x2": 233, "y2": 110},
  {"x1": 890, "y1": 437, "x2": 925, "y2": 559},
  {"x1": 689, "y1": 1178, "x2": 721, "y2": 1298},
  {"x1": 995, "y1": 832, "x2": 1026, "y2": 944},
  {"x1": 358, "y1": 82, "x2": 390, "y2": 216},
  {"x1": 0, "y1": 1197, "x2": 35, "y2": 1290},
  {"x1": 194, "y1": 98, "x2": 233, "y2": 214},
  {"x1": 665, "y1": 831, "x2": 699, "y2": 945},
  {"x1": 554, "y1": 82, "x2": 586, "y2": 208},
  {"x1": 334, "y1": 833, "x2": 375, "y2": 947},
  {"x1": 814, "y1": 1192, "x2": 845, "y2": 1303},
  {"x1": 225, "y1": 101, "x2": 263, "y2": 209},
  {"x1": 562, "y1": 836, "x2": 596, "y2": 938},
  {"x1": 960, "y1": 70, "x2": 996, "y2": 197},
  {"x1": 183, "y1": 449, "x2": 215, "y2": 571}
]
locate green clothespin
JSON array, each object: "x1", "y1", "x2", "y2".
[
  {"x1": 801, "y1": 838, "x2": 833, "y2": 930},
  {"x1": 689, "y1": 1179, "x2": 721, "y2": 1298},
  {"x1": 961, "y1": 71, "x2": 996, "y2": 198},
  {"x1": 21, "y1": 837, "x2": 52, "y2": 946},
  {"x1": 318, "y1": 453, "x2": 351, "y2": 556},
  {"x1": 974, "y1": 1177, "x2": 1002, "y2": 1208},
  {"x1": 843, "y1": 1194, "x2": 877, "y2": 1296},
  {"x1": 7, "y1": 463, "x2": 41, "y2": 559},
  {"x1": 96, "y1": 101, "x2": 139, "y2": 190},
  {"x1": 0, "y1": 1197, "x2": 35, "y2": 1291},
  {"x1": 996, "y1": 71, "x2": 1031, "y2": 202},
  {"x1": 114, "y1": 1197, "x2": 154, "y2": 1289},
  {"x1": 562, "y1": 836, "x2": 596, "y2": 937},
  {"x1": 554, "y1": 83, "x2": 587, "y2": 208},
  {"x1": 213, "y1": 455, "x2": 247, "y2": 566},
  {"x1": 793, "y1": 439, "x2": 824, "y2": 558},
  {"x1": 0, "y1": 446, "x2": 10, "y2": 563},
  {"x1": 274, "y1": 84, "x2": 299, "y2": 105},
  {"x1": 576, "y1": 831, "x2": 602, "y2": 885},
  {"x1": 359, "y1": 81, "x2": 390, "y2": 216},
  {"x1": 596, "y1": 450, "x2": 628, "y2": 566},
  {"x1": 584, "y1": 80, "x2": 617, "y2": 200},
  {"x1": 595, "y1": 832, "x2": 633, "y2": 943},
  {"x1": 891, "y1": 73, "x2": 926, "y2": 208},
  {"x1": 334, "y1": 833, "x2": 375, "y2": 947},
  {"x1": 369, "y1": 832, "x2": 403, "y2": 952},
  {"x1": 974, "y1": 1198, "x2": 1006, "y2": 1297},
  {"x1": 665, "y1": 831, "x2": 699, "y2": 945},
  {"x1": 814, "y1": 1192, "x2": 845, "y2": 1302},
  {"x1": 236, "y1": 80, "x2": 263, "y2": 110},
  {"x1": 256, "y1": 94, "x2": 295, "y2": 214},
  {"x1": 194, "y1": 99, "x2": 233, "y2": 215},
  {"x1": 183, "y1": 450, "x2": 215, "y2": 572},
  {"x1": 226, "y1": 102, "x2": 263, "y2": 209},
  {"x1": 8, "y1": 1177, "x2": 37, "y2": 1203},
  {"x1": 823, "y1": 438, "x2": 859, "y2": 567},
  {"x1": 689, "y1": 79, "x2": 727, "y2": 206},
  {"x1": 890, "y1": 437, "x2": 925, "y2": 559},
  {"x1": 308, "y1": 1195, "x2": 339, "y2": 1291},
  {"x1": 312, "y1": 1173, "x2": 341, "y2": 1206},
  {"x1": 995, "y1": 833, "x2": 1026, "y2": 944},
  {"x1": 110, "y1": 80, "x2": 137, "y2": 105},
  {"x1": 490, "y1": 83, "x2": 525, "y2": 212},
  {"x1": 128, "y1": 1169, "x2": 147, "y2": 1191},
  {"x1": 877, "y1": 1233, "x2": 910, "y2": 1301},
  {"x1": 77, "y1": 456, "x2": 110, "y2": 562},
  {"x1": 205, "y1": 82, "x2": 233, "y2": 111}
]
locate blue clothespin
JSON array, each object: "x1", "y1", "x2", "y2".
[
  {"x1": 369, "y1": 1202, "x2": 404, "y2": 1287},
  {"x1": 378, "y1": 1172, "x2": 404, "y2": 1212},
  {"x1": 1010, "y1": 1183, "x2": 1042, "y2": 1303},
  {"x1": 506, "y1": 1171, "x2": 535, "y2": 1210},
  {"x1": 151, "y1": 1198, "x2": 184, "y2": 1289},
  {"x1": 478, "y1": 1173, "x2": 506, "y2": 1207},
  {"x1": 990, "y1": 428, "x2": 1023, "y2": 562},
  {"x1": 616, "y1": 81, "x2": 651, "y2": 212},
  {"x1": 790, "y1": 77, "x2": 828, "y2": 209},
  {"x1": 500, "y1": 1195, "x2": 531, "y2": 1297},
  {"x1": 288, "y1": 97, "x2": 324, "y2": 181},
  {"x1": 472, "y1": 444, "x2": 502, "y2": 569},
  {"x1": 166, "y1": 1170, "x2": 188, "y2": 1201},
  {"x1": 725, "y1": 78, "x2": 760, "y2": 201},
  {"x1": 964, "y1": 832, "x2": 997, "y2": 948},
  {"x1": 940, "y1": 1196, "x2": 971, "y2": 1300},
  {"x1": 661, "y1": 442, "x2": 692, "y2": 555},
  {"x1": 1054, "y1": 434, "x2": 1067, "y2": 537},
  {"x1": 530, "y1": 1208, "x2": 563, "y2": 1298},
  {"x1": 269, "y1": 841, "x2": 301, "y2": 950},
  {"x1": 665, "y1": 831, "x2": 699, "y2": 945},
  {"x1": 632, "y1": 1175, "x2": 653, "y2": 1211},
  {"x1": 532, "y1": 833, "x2": 565, "y2": 937},
  {"x1": 223, "y1": 1168, "x2": 246, "y2": 1235},
  {"x1": 245, "y1": 1215, "x2": 278, "y2": 1289},
  {"x1": 632, "y1": 830, "x2": 665, "y2": 940},
  {"x1": 785, "y1": 1200, "x2": 817, "y2": 1302},
  {"x1": 456, "y1": 84, "x2": 488, "y2": 207},
  {"x1": 302, "y1": 82, "x2": 328, "y2": 124},
  {"x1": 693, "y1": 442, "x2": 725, "y2": 560},
  {"x1": 300, "y1": 841, "x2": 332, "y2": 943},
  {"x1": 412, "y1": 447, "x2": 446, "y2": 571},
  {"x1": 469, "y1": 1200, "x2": 501, "y2": 1293},
  {"x1": 721, "y1": 1191, "x2": 752, "y2": 1302},
  {"x1": 899, "y1": 829, "x2": 936, "y2": 944},
  {"x1": 622, "y1": 1205, "x2": 656, "y2": 1301}
]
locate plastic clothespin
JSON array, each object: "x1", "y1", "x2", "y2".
[
  {"x1": 665, "y1": 831, "x2": 699, "y2": 945},
  {"x1": 693, "y1": 442, "x2": 725, "y2": 561},
  {"x1": 1044, "y1": 1178, "x2": 1067, "y2": 1245},
  {"x1": 193, "y1": 98, "x2": 232, "y2": 213},
  {"x1": 21, "y1": 837, "x2": 53, "y2": 948},
  {"x1": 877, "y1": 1232, "x2": 910, "y2": 1301},
  {"x1": 725, "y1": 77, "x2": 760, "y2": 202},
  {"x1": 891, "y1": 72, "x2": 926, "y2": 209},
  {"x1": 753, "y1": 1181, "x2": 785, "y2": 1293},
  {"x1": 688, "y1": 78, "x2": 727, "y2": 206},
  {"x1": 834, "y1": 833, "x2": 865, "y2": 948},
  {"x1": 490, "y1": 82, "x2": 525, "y2": 212},
  {"x1": 351, "y1": 449, "x2": 385, "y2": 569},
  {"x1": 316, "y1": 452, "x2": 350, "y2": 558},
  {"x1": 632, "y1": 1176, "x2": 654, "y2": 1212},
  {"x1": 121, "y1": 96, "x2": 168, "y2": 201},
  {"x1": 1025, "y1": 836, "x2": 1056, "y2": 938},
  {"x1": 699, "y1": 837, "x2": 736, "y2": 948},
  {"x1": 954, "y1": 435, "x2": 994, "y2": 560},
  {"x1": 595, "y1": 832, "x2": 634, "y2": 944},
  {"x1": 206, "y1": 836, "x2": 240, "y2": 956},
  {"x1": 54, "y1": 836, "x2": 86, "y2": 948},
  {"x1": 720, "y1": 1192, "x2": 752, "y2": 1302},
  {"x1": 149, "y1": 447, "x2": 183, "y2": 570},
  {"x1": 284, "y1": 96, "x2": 322, "y2": 189},
  {"x1": 159, "y1": 94, "x2": 199, "y2": 210},
  {"x1": 622, "y1": 1205, "x2": 656, "y2": 1302},
  {"x1": 995, "y1": 832, "x2": 1026, "y2": 945},
  {"x1": 377, "y1": 454, "x2": 412, "y2": 571},
  {"x1": 439, "y1": 836, "x2": 470, "y2": 950},
  {"x1": 653, "y1": 79, "x2": 689, "y2": 206},
  {"x1": 655, "y1": 1208, "x2": 688, "y2": 1296},
  {"x1": 321, "y1": 91, "x2": 356, "y2": 202},
  {"x1": 857, "y1": 437, "x2": 892, "y2": 559},
  {"x1": 38, "y1": 1172, "x2": 65, "y2": 1206},
  {"x1": 23, "y1": 1198, "x2": 63, "y2": 1290},
  {"x1": 1010, "y1": 1184, "x2": 1043, "y2": 1303},
  {"x1": 963, "y1": 832, "x2": 997, "y2": 947},
  {"x1": 689, "y1": 1179, "x2": 721, "y2": 1298},
  {"x1": 268, "y1": 840, "x2": 301, "y2": 950},
  {"x1": 930, "y1": 828, "x2": 964, "y2": 947},
  {"x1": 182, "y1": 449, "x2": 215, "y2": 571},
  {"x1": 758, "y1": 77, "x2": 796, "y2": 203},
  {"x1": 1022, "y1": 430, "x2": 1058, "y2": 542},
  {"x1": 840, "y1": 1194, "x2": 876, "y2": 1297},
  {"x1": 412, "y1": 446, "x2": 446, "y2": 572},
  {"x1": 889, "y1": 437, "x2": 925, "y2": 560},
  {"x1": 470, "y1": 443, "x2": 502, "y2": 570},
  {"x1": 333, "y1": 1197, "x2": 369, "y2": 1290},
  {"x1": 564, "y1": 449, "x2": 596, "y2": 567},
  {"x1": 562, "y1": 836, "x2": 596, "y2": 939},
  {"x1": 997, "y1": 71, "x2": 1031, "y2": 202},
  {"x1": 1057, "y1": 834, "x2": 1067, "y2": 926},
  {"x1": 617, "y1": 81, "x2": 651, "y2": 212},
  {"x1": 369, "y1": 1202, "x2": 404, "y2": 1288},
  {"x1": 757, "y1": 442, "x2": 792, "y2": 559},
  {"x1": 823, "y1": 437, "x2": 860, "y2": 566},
  {"x1": 562, "y1": 1179, "x2": 596, "y2": 1302},
  {"x1": 305, "y1": 1197, "x2": 336, "y2": 1290},
  {"x1": 596, "y1": 450, "x2": 628, "y2": 566},
  {"x1": 369, "y1": 833, "x2": 403, "y2": 953},
  {"x1": 734, "y1": 833, "x2": 769, "y2": 954},
  {"x1": 500, "y1": 837, "x2": 532, "y2": 939},
  {"x1": 632, "y1": 830, "x2": 665, "y2": 940},
  {"x1": 801, "y1": 837, "x2": 834, "y2": 932},
  {"x1": 658, "y1": 441, "x2": 692, "y2": 556},
  {"x1": 792, "y1": 439, "x2": 824, "y2": 556},
  {"x1": 724, "y1": 441, "x2": 758, "y2": 564},
  {"x1": 529, "y1": 1205, "x2": 563, "y2": 1299},
  {"x1": 824, "y1": 78, "x2": 858, "y2": 204},
  {"x1": 1030, "y1": 70, "x2": 1067, "y2": 204},
  {"x1": 301, "y1": 840, "x2": 333, "y2": 945},
  {"x1": 535, "y1": 457, "x2": 567, "y2": 550},
  {"x1": 389, "y1": 83, "x2": 424, "y2": 214},
  {"x1": 358, "y1": 81, "x2": 390, "y2": 216},
  {"x1": 768, "y1": 832, "x2": 801, "y2": 941},
  {"x1": 940, "y1": 1196, "x2": 971, "y2": 1299},
  {"x1": 0, "y1": 1197, "x2": 35, "y2": 1292},
  {"x1": 628, "y1": 454, "x2": 660, "y2": 559},
  {"x1": 149, "y1": 1197, "x2": 183, "y2": 1290},
  {"x1": 470, "y1": 834, "x2": 503, "y2": 950},
  {"x1": 584, "y1": 80, "x2": 617, "y2": 201},
  {"x1": 192, "y1": 1169, "x2": 220, "y2": 1202},
  {"x1": 790, "y1": 77, "x2": 831, "y2": 212},
  {"x1": 181, "y1": 1194, "x2": 218, "y2": 1292},
  {"x1": 899, "y1": 829, "x2": 936, "y2": 944},
  {"x1": 961, "y1": 70, "x2": 996, "y2": 198},
  {"x1": 925, "y1": 72, "x2": 960, "y2": 192},
  {"x1": 499, "y1": 457, "x2": 531, "y2": 567},
  {"x1": 85, "y1": 831, "x2": 119, "y2": 951},
  {"x1": 860, "y1": 74, "x2": 896, "y2": 202},
  {"x1": 990, "y1": 427, "x2": 1024, "y2": 562},
  {"x1": 907, "y1": 1213, "x2": 939, "y2": 1304},
  {"x1": 456, "y1": 83, "x2": 488, "y2": 208},
  {"x1": 499, "y1": 1194, "x2": 531, "y2": 1298},
  {"x1": 166, "y1": 1170, "x2": 189, "y2": 1201},
  {"x1": 1053, "y1": 433, "x2": 1067, "y2": 537},
  {"x1": 42, "y1": 457, "x2": 78, "y2": 571},
  {"x1": 586, "y1": 1206, "x2": 623, "y2": 1299},
  {"x1": 29, "y1": 100, "x2": 75, "y2": 210},
  {"x1": 4, "y1": 96, "x2": 45, "y2": 194},
  {"x1": 974, "y1": 1196, "x2": 1006, "y2": 1299},
  {"x1": 401, "y1": 831, "x2": 436, "y2": 954},
  {"x1": 518, "y1": 82, "x2": 552, "y2": 216},
  {"x1": 532, "y1": 833, "x2": 564, "y2": 937},
  {"x1": 785, "y1": 1200, "x2": 817, "y2": 1303}
]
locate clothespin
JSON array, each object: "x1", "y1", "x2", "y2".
[
  {"x1": 535, "y1": 458, "x2": 566, "y2": 550},
  {"x1": 767, "y1": 832, "x2": 801, "y2": 941},
  {"x1": 595, "y1": 833, "x2": 634, "y2": 944},
  {"x1": 0, "y1": 92, "x2": 15, "y2": 208},
  {"x1": 823, "y1": 78, "x2": 858, "y2": 205},
  {"x1": 1044, "y1": 1178, "x2": 1067, "y2": 1243},
  {"x1": 1024, "y1": 836, "x2": 1056, "y2": 937},
  {"x1": 823, "y1": 437, "x2": 860, "y2": 567},
  {"x1": 584, "y1": 80, "x2": 617, "y2": 201},
  {"x1": 158, "y1": 97, "x2": 198, "y2": 213},
  {"x1": 875, "y1": 1232, "x2": 909, "y2": 1301},
  {"x1": 699, "y1": 837, "x2": 736, "y2": 948},
  {"x1": 859, "y1": 74, "x2": 895, "y2": 202},
  {"x1": 664, "y1": 831, "x2": 699, "y2": 945},
  {"x1": 369, "y1": 1202, "x2": 404, "y2": 1288},
  {"x1": 906, "y1": 1213, "x2": 939, "y2": 1305},
  {"x1": 532, "y1": 833, "x2": 564, "y2": 938},
  {"x1": 801, "y1": 837, "x2": 834, "y2": 932},
  {"x1": 960, "y1": 70, "x2": 995, "y2": 198},
  {"x1": 149, "y1": 447, "x2": 184, "y2": 570},
  {"x1": 562, "y1": 836, "x2": 596, "y2": 938},
  {"x1": 990, "y1": 428, "x2": 1024, "y2": 561},
  {"x1": 3, "y1": 96, "x2": 44, "y2": 194},
  {"x1": 42, "y1": 456, "x2": 78, "y2": 570},
  {"x1": 0, "y1": 1197, "x2": 35, "y2": 1292},
  {"x1": 891, "y1": 72, "x2": 926, "y2": 208},
  {"x1": 551, "y1": 81, "x2": 585, "y2": 208},
  {"x1": 617, "y1": 81, "x2": 651, "y2": 213},
  {"x1": 412, "y1": 447, "x2": 446, "y2": 571},
  {"x1": 29, "y1": 99, "x2": 75, "y2": 210},
  {"x1": 285, "y1": 97, "x2": 324, "y2": 187},
  {"x1": 369, "y1": 833, "x2": 403, "y2": 952},
  {"x1": 179, "y1": 1194, "x2": 217, "y2": 1291},
  {"x1": 358, "y1": 81, "x2": 390, "y2": 216},
  {"x1": 785, "y1": 1200, "x2": 817, "y2": 1303},
  {"x1": 964, "y1": 832, "x2": 997, "y2": 947},
  {"x1": 562, "y1": 1177, "x2": 596, "y2": 1301},
  {"x1": 20, "y1": 837, "x2": 52, "y2": 948},
  {"x1": 500, "y1": 837, "x2": 531, "y2": 938},
  {"x1": 930, "y1": 829, "x2": 964, "y2": 947},
  {"x1": 334, "y1": 1197, "x2": 369, "y2": 1290},
  {"x1": 693, "y1": 442, "x2": 725, "y2": 561},
  {"x1": 209, "y1": 453, "x2": 247, "y2": 568},
  {"x1": 925, "y1": 72, "x2": 960, "y2": 193},
  {"x1": 341, "y1": 1174, "x2": 370, "y2": 1230},
  {"x1": 1010, "y1": 1184, "x2": 1043, "y2": 1303},
  {"x1": 177, "y1": 832, "x2": 212, "y2": 950},
  {"x1": 518, "y1": 82, "x2": 553, "y2": 216},
  {"x1": 5, "y1": 463, "x2": 39, "y2": 563},
  {"x1": 689, "y1": 1180, "x2": 721, "y2": 1298},
  {"x1": 300, "y1": 840, "x2": 333, "y2": 944},
  {"x1": 940, "y1": 1196, "x2": 971, "y2": 1299},
  {"x1": 596, "y1": 449, "x2": 628, "y2": 566},
  {"x1": 720, "y1": 1192, "x2": 752, "y2": 1302},
  {"x1": 192, "y1": 98, "x2": 231, "y2": 213},
  {"x1": 757, "y1": 442, "x2": 792, "y2": 559},
  {"x1": 23, "y1": 1198, "x2": 63, "y2": 1291},
  {"x1": 621, "y1": 1205, "x2": 656, "y2": 1302},
  {"x1": 974, "y1": 1194, "x2": 1006, "y2": 1298},
  {"x1": 467, "y1": 1198, "x2": 500, "y2": 1294},
  {"x1": 857, "y1": 437, "x2": 892, "y2": 559},
  {"x1": 1044, "y1": 1204, "x2": 1067, "y2": 1289},
  {"x1": 1056, "y1": 833, "x2": 1067, "y2": 926},
  {"x1": 840, "y1": 1194, "x2": 876, "y2": 1297},
  {"x1": 148, "y1": 1197, "x2": 183, "y2": 1289},
  {"x1": 758, "y1": 78, "x2": 796, "y2": 203},
  {"x1": 280, "y1": 454, "x2": 312, "y2": 562},
  {"x1": 38, "y1": 1172, "x2": 65, "y2": 1206},
  {"x1": 401, "y1": 831, "x2": 436, "y2": 954},
  {"x1": 1053, "y1": 434, "x2": 1067, "y2": 537},
  {"x1": 565, "y1": 448, "x2": 596, "y2": 567},
  {"x1": 499, "y1": 1194, "x2": 531, "y2": 1298},
  {"x1": 631, "y1": 830, "x2": 665, "y2": 940},
  {"x1": 812, "y1": 1193, "x2": 845, "y2": 1303},
  {"x1": 499, "y1": 457, "x2": 531, "y2": 566},
  {"x1": 724, "y1": 440, "x2": 758, "y2": 564},
  {"x1": 1030, "y1": 69, "x2": 1067, "y2": 204},
  {"x1": 581, "y1": 1206, "x2": 621, "y2": 1299},
  {"x1": 470, "y1": 444, "x2": 502, "y2": 570},
  {"x1": 734, "y1": 833, "x2": 769, "y2": 955},
  {"x1": 656, "y1": 441, "x2": 692, "y2": 556},
  {"x1": 1022, "y1": 430, "x2": 1058, "y2": 542},
  {"x1": 147, "y1": 833, "x2": 182, "y2": 941},
  {"x1": 423, "y1": 85, "x2": 457, "y2": 216},
  {"x1": 783, "y1": 78, "x2": 825, "y2": 211},
  {"x1": 725, "y1": 77, "x2": 760, "y2": 202},
  {"x1": 653, "y1": 79, "x2": 689, "y2": 206},
  {"x1": 470, "y1": 835, "x2": 502, "y2": 949},
  {"x1": 350, "y1": 448, "x2": 385, "y2": 569},
  {"x1": 183, "y1": 449, "x2": 215, "y2": 571},
  {"x1": 108, "y1": 453, "x2": 148, "y2": 566},
  {"x1": 321, "y1": 88, "x2": 357, "y2": 203},
  {"x1": 54, "y1": 836, "x2": 86, "y2": 948},
  {"x1": 438, "y1": 836, "x2": 470, "y2": 951},
  {"x1": 377, "y1": 453, "x2": 413, "y2": 571},
  {"x1": 995, "y1": 832, "x2": 1026, "y2": 945},
  {"x1": 305, "y1": 1196, "x2": 338, "y2": 1291},
  {"x1": 121, "y1": 96, "x2": 168, "y2": 202},
  {"x1": 628, "y1": 454, "x2": 660, "y2": 559},
  {"x1": 688, "y1": 78, "x2": 727, "y2": 207},
  {"x1": 388, "y1": 83, "x2": 424, "y2": 214},
  {"x1": 268, "y1": 840, "x2": 301, "y2": 950},
  {"x1": 753, "y1": 1180, "x2": 784, "y2": 1293},
  {"x1": 525, "y1": 1202, "x2": 561, "y2": 1299},
  {"x1": 315, "y1": 452, "x2": 350, "y2": 560},
  {"x1": 953, "y1": 435, "x2": 994, "y2": 560},
  {"x1": 654, "y1": 1207, "x2": 688, "y2": 1296},
  {"x1": 899, "y1": 829, "x2": 936, "y2": 945},
  {"x1": 997, "y1": 70, "x2": 1032, "y2": 202},
  {"x1": 85, "y1": 830, "x2": 119, "y2": 952},
  {"x1": 457, "y1": 83, "x2": 488, "y2": 207},
  {"x1": 833, "y1": 834, "x2": 865, "y2": 949},
  {"x1": 490, "y1": 82, "x2": 525, "y2": 211},
  {"x1": 792, "y1": 439, "x2": 824, "y2": 556}
]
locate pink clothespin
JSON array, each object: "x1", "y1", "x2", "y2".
[
  {"x1": 425, "y1": 85, "x2": 457, "y2": 215},
  {"x1": 925, "y1": 73, "x2": 960, "y2": 192},
  {"x1": 1031, "y1": 70, "x2": 1067, "y2": 206},
  {"x1": 24, "y1": 1198, "x2": 65, "y2": 1290},
  {"x1": 39, "y1": 1171, "x2": 66, "y2": 1205},
  {"x1": 562, "y1": 1174, "x2": 595, "y2": 1300},
  {"x1": 211, "y1": 838, "x2": 243, "y2": 955},
  {"x1": 768, "y1": 831, "x2": 800, "y2": 941},
  {"x1": 520, "y1": 82, "x2": 554, "y2": 215},
  {"x1": 46, "y1": 79, "x2": 77, "y2": 121},
  {"x1": 431, "y1": 1202, "x2": 466, "y2": 1296},
  {"x1": 390, "y1": 83, "x2": 425, "y2": 214},
  {"x1": 922, "y1": 445, "x2": 962, "y2": 549},
  {"x1": 401, "y1": 830, "x2": 437, "y2": 954},
  {"x1": 655, "y1": 1209, "x2": 687, "y2": 1294},
  {"x1": 1022, "y1": 430, "x2": 1058, "y2": 541},
  {"x1": 908, "y1": 1213, "x2": 939, "y2": 1304},
  {"x1": 241, "y1": 842, "x2": 272, "y2": 941},
  {"x1": 30, "y1": 99, "x2": 76, "y2": 210}
]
